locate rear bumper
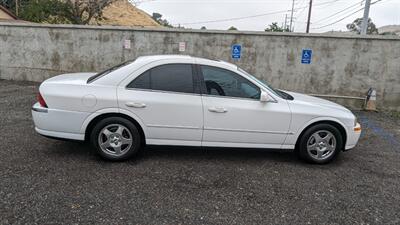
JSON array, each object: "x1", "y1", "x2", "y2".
[
  {"x1": 344, "y1": 123, "x2": 361, "y2": 151},
  {"x1": 32, "y1": 103, "x2": 88, "y2": 141},
  {"x1": 35, "y1": 127, "x2": 85, "y2": 140}
]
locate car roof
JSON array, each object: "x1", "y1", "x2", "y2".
[
  {"x1": 134, "y1": 55, "x2": 237, "y2": 69},
  {"x1": 93, "y1": 55, "x2": 239, "y2": 86}
]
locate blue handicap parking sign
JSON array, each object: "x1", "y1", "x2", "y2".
[
  {"x1": 232, "y1": 44, "x2": 241, "y2": 59},
  {"x1": 301, "y1": 49, "x2": 312, "y2": 64}
]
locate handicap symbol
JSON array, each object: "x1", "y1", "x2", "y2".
[
  {"x1": 301, "y1": 49, "x2": 312, "y2": 64},
  {"x1": 232, "y1": 44, "x2": 241, "y2": 59}
]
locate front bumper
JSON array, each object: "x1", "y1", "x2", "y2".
[
  {"x1": 32, "y1": 102, "x2": 88, "y2": 141},
  {"x1": 344, "y1": 122, "x2": 361, "y2": 150}
]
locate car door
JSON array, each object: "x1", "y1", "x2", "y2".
[
  {"x1": 117, "y1": 63, "x2": 203, "y2": 146},
  {"x1": 199, "y1": 65, "x2": 292, "y2": 148}
]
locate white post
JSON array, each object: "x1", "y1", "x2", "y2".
[
  {"x1": 360, "y1": 0, "x2": 371, "y2": 35},
  {"x1": 289, "y1": 0, "x2": 295, "y2": 32}
]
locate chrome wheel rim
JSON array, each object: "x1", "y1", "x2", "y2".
[
  {"x1": 98, "y1": 124, "x2": 133, "y2": 156},
  {"x1": 307, "y1": 130, "x2": 336, "y2": 161}
]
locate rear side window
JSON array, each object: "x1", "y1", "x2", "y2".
[
  {"x1": 127, "y1": 64, "x2": 195, "y2": 94},
  {"x1": 129, "y1": 71, "x2": 150, "y2": 89}
]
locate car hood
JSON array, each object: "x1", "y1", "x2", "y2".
[
  {"x1": 44, "y1": 72, "x2": 97, "y2": 85},
  {"x1": 285, "y1": 91, "x2": 351, "y2": 113}
]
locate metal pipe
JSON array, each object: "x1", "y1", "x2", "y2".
[{"x1": 308, "y1": 94, "x2": 366, "y2": 100}]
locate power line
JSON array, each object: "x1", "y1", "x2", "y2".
[
  {"x1": 313, "y1": 0, "x2": 365, "y2": 24},
  {"x1": 293, "y1": 0, "x2": 341, "y2": 31},
  {"x1": 174, "y1": 0, "x2": 344, "y2": 26},
  {"x1": 293, "y1": 0, "x2": 308, "y2": 18},
  {"x1": 315, "y1": 0, "x2": 343, "y2": 10},
  {"x1": 176, "y1": 9, "x2": 292, "y2": 26},
  {"x1": 311, "y1": 7, "x2": 364, "y2": 29},
  {"x1": 311, "y1": 0, "x2": 385, "y2": 30}
]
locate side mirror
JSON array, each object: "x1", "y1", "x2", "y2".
[{"x1": 260, "y1": 91, "x2": 270, "y2": 102}]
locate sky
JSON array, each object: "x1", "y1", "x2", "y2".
[{"x1": 136, "y1": 0, "x2": 400, "y2": 33}]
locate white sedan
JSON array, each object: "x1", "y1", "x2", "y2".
[{"x1": 32, "y1": 55, "x2": 361, "y2": 164}]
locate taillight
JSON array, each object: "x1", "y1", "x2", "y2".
[{"x1": 37, "y1": 92, "x2": 48, "y2": 108}]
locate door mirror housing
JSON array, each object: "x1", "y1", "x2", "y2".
[{"x1": 260, "y1": 91, "x2": 270, "y2": 102}]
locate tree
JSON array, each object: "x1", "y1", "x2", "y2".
[
  {"x1": 2, "y1": 0, "x2": 115, "y2": 25},
  {"x1": 200, "y1": 26, "x2": 206, "y2": 30},
  {"x1": 346, "y1": 18, "x2": 379, "y2": 35},
  {"x1": 152, "y1": 12, "x2": 173, "y2": 28},
  {"x1": 18, "y1": 0, "x2": 70, "y2": 23},
  {"x1": 64, "y1": 0, "x2": 115, "y2": 25},
  {"x1": 0, "y1": 0, "x2": 30, "y2": 16},
  {"x1": 265, "y1": 22, "x2": 289, "y2": 32},
  {"x1": 380, "y1": 32, "x2": 397, "y2": 36},
  {"x1": 151, "y1": 12, "x2": 162, "y2": 21},
  {"x1": 228, "y1": 26, "x2": 238, "y2": 31}
]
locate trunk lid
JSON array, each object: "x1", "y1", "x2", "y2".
[{"x1": 44, "y1": 72, "x2": 96, "y2": 85}]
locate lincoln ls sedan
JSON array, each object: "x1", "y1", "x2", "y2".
[{"x1": 32, "y1": 55, "x2": 361, "y2": 164}]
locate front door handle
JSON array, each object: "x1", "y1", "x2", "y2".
[
  {"x1": 208, "y1": 107, "x2": 228, "y2": 113},
  {"x1": 126, "y1": 102, "x2": 146, "y2": 108}
]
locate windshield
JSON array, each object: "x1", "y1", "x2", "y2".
[{"x1": 87, "y1": 60, "x2": 134, "y2": 83}]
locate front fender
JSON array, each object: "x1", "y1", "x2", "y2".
[{"x1": 284, "y1": 116, "x2": 348, "y2": 147}]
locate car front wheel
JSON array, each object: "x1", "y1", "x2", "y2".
[
  {"x1": 91, "y1": 117, "x2": 142, "y2": 161},
  {"x1": 298, "y1": 123, "x2": 343, "y2": 164}
]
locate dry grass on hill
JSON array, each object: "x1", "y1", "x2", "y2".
[{"x1": 93, "y1": 0, "x2": 160, "y2": 27}]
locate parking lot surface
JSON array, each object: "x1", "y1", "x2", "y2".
[{"x1": 1, "y1": 79, "x2": 400, "y2": 225}]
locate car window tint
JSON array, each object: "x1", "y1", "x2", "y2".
[
  {"x1": 151, "y1": 64, "x2": 194, "y2": 93},
  {"x1": 201, "y1": 66, "x2": 260, "y2": 99},
  {"x1": 127, "y1": 70, "x2": 150, "y2": 89},
  {"x1": 127, "y1": 64, "x2": 194, "y2": 94}
]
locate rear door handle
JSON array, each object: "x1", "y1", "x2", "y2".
[
  {"x1": 126, "y1": 102, "x2": 146, "y2": 108},
  {"x1": 208, "y1": 107, "x2": 228, "y2": 113}
]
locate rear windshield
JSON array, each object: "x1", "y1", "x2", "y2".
[{"x1": 87, "y1": 60, "x2": 134, "y2": 83}]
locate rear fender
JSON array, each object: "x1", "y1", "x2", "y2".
[{"x1": 80, "y1": 108, "x2": 147, "y2": 136}]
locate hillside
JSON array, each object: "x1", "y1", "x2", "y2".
[
  {"x1": 378, "y1": 25, "x2": 400, "y2": 35},
  {"x1": 93, "y1": 0, "x2": 160, "y2": 27}
]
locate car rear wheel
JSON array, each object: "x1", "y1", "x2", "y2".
[
  {"x1": 297, "y1": 123, "x2": 343, "y2": 164},
  {"x1": 91, "y1": 117, "x2": 142, "y2": 161}
]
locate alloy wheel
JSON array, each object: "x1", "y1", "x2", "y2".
[
  {"x1": 306, "y1": 130, "x2": 336, "y2": 161},
  {"x1": 98, "y1": 124, "x2": 133, "y2": 156}
]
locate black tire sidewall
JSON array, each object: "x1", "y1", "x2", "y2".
[
  {"x1": 90, "y1": 117, "x2": 141, "y2": 161},
  {"x1": 298, "y1": 124, "x2": 343, "y2": 164}
]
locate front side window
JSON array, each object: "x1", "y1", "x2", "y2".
[
  {"x1": 127, "y1": 64, "x2": 195, "y2": 94},
  {"x1": 200, "y1": 66, "x2": 260, "y2": 100}
]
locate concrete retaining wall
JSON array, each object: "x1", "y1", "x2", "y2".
[{"x1": 0, "y1": 22, "x2": 399, "y2": 111}]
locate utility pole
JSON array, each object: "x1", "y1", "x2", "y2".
[
  {"x1": 284, "y1": 14, "x2": 288, "y2": 32},
  {"x1": 289, "y1": 0, "x2": 295, "y2": 32},
  {"x1": 15, "y1": 0, "x2": 19, "y2": 17},
  {"x1": 361, "y1": 0, "x2": 371, "y2": 35},
  {"x1": 306, "y1": 0, "x2": 313, "y2": 33}
]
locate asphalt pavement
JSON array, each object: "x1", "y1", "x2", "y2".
[{"x1": 1, "y1": 79, "x2": 400, "y2": 225}]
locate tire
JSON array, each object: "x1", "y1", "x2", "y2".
[
  {"x1": 297, "y1": 123, "x2": 343, "y2": 164},
  {"x1": 90, "y1": 117, "x2": 142, "y2": 161}
]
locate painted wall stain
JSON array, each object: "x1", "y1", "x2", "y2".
[{"x1": 51, "y1": 52, "x2": 61, "y2": 70}]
